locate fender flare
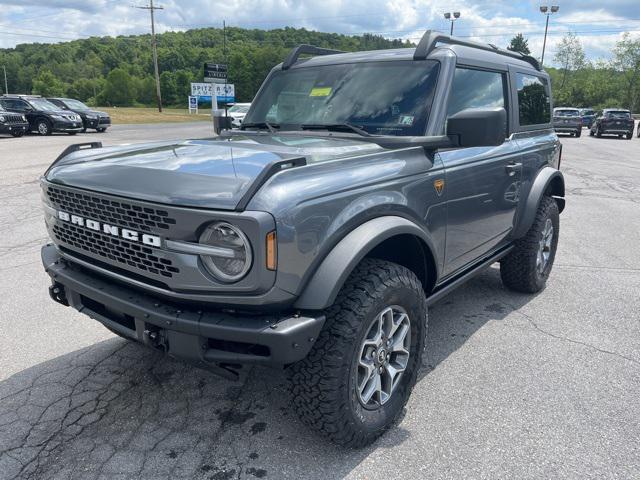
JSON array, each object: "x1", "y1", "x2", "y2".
[
  {"x1": 294, "y1": 216, "x2": 437, "y2": 311},
  {"x1": 513, "y1": 166, "x2": 565, "y2": 239}
]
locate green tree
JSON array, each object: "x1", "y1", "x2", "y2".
[
  {"x1": 507, "y1": 33, "x2": 531, "y2": 55},
  {"x1": 612, "y1": 33, "x2": 640, "y2": 111},
  {"x1": 31, "y1": 70, "x2": 66, "y2": 96},
  {"x1": 100, "y1": 68, "x2": 136, "y2": 106}
]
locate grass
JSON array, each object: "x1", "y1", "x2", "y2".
[{"x1": 98, "y1": 107, "x2": 211, "y2": 125}]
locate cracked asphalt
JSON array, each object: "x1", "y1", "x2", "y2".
[{"x1": 1, "y1": 124, "x2": 639, "y2": 479}]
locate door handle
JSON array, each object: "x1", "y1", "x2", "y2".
[{"x1": 505, "y1": 163, "x2": 522, "y2": 176}]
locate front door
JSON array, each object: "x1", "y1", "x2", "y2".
[{"x1": 438, "y1": 67, "x2": 521, "y2": 277}]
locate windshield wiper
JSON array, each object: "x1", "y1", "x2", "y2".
[
  {"x1": 300, "y1": 123, "x2": 371, "y2": 137},
  {"x1": 240, "y1": 121, "x2": 279, "y2": 133}
]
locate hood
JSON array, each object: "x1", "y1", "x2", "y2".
[{"x1": 45, "y1": 134, "x2": 382, "y2": 210}]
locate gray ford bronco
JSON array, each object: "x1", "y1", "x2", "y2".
[{"x1": 41, "y1": 31, "x2": 564, "y2": 447}]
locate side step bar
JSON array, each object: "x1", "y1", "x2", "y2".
[{"x1": 426, "y1": 246, "x2": 513, "y2": 306}]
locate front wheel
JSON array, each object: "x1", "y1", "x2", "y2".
[
  {"x1": 500, "y1": 196, "x2": 559, "y2": 293},
  {"x1": 626, "y1": 131, "x2": 632, "y2": 140},
  {"x1": 37, "y1": 120, "x2": 52, "y2": 136},
  {"x1": 288, "y1": 258, "x2": 428, "y2": 447},
  {"x1": 10, "y1": 131, "x2": 24, "y2": 137}
]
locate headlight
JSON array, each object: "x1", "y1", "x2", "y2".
[
  {"x1": 0, "y1": 115, "x2": 5, "y2": 123},
  {"x1": 22, "y1": 115, "x2": 27, "y2": 121},
  {"x1": 199, "y1": 222, "x2": 252, "y2": 282}
]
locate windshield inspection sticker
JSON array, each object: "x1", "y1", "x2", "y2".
[
  {"x1": 309, "y1": 87, "x2": 332, "y2": 97},
  {"x1": 399, "y1": 115, "x2": 414, "y2": 126}
]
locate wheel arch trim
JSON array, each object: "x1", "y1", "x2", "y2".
[
  {"x1": 294, "y1": 216, "x2": 438, "y2": 310},
  {"x1": 513, "y1": 166, "x2": 564, "y2": 239}
]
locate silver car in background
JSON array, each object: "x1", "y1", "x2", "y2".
[{"x1": 227, "y1": 102, "x2": 251, "y2": 128}]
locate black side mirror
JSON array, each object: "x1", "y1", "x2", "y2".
[{"x1": 447, "y1": 107, "x2": 507, "y2": 148}]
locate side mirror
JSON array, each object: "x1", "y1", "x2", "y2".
[
  {"x1": 447, "y1": 107, "x2": 507, "y2": 148},
  {"x1": 212, "y1": 109, "x2": 232, "y2": 134}
]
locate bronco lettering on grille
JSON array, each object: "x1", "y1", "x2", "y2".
[{"x1": 57, "y1": 210, "x2": 161, "y2": 247}]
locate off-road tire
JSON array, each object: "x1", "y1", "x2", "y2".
[
  {"x1": 575, "y1": 129, "x2": 581, "y2": 138},
  {"x1": 626, "y1": 132, "x2": 632, "y2": 140},
  {"x1": 10, "y1": 131, "x2": 24, "y2": 137},
  {"x1": 288, "y1": 258, "x2": 428, "y2": 447},
  {"x1": 596, "y1": 125, "x2": 602, "y2": 138},
  {"x1": 500, "y1": 196, "x2": 559, "y2": 293}
]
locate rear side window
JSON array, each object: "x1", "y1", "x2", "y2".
[
  {"x1": 446, "y1": 68, "x2": 506, "y2": 117},
  {"x1": 516, "y1": 73, "x2": 551, "y2": 126}
]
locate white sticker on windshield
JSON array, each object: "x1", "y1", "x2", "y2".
[{"x1": 399, "y1": 115, "x2": 414, "y2": 126}]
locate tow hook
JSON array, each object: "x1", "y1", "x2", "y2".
[
  {"x1": 143, "y1": 328, "x2": 168, "y2": 352},
  {"x1": 49, "y1": 283, "x2": 69, "y2": 306}
]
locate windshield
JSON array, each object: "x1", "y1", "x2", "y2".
[
  {"x1": 28, "y1": 98, "x2": 62, "y2": 111},
  {"x1": 229, "y1": 104, "x2": 250, "y2": 113},
  {"x1": 606, "y1": 111, "x2": 631, "y2": 119},
  {"x1": 62, "y1": 99, "x2": 90, "y2": 110},
  {"x1": 244, "y1": 60, "x2": 440, "y2": 136},
  {"x1": 555, "y1": 109, "x2": 579, "y2": 117}
]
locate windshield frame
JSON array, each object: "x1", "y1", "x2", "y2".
[{"x1": 243, "y1": 59, "x2": 441, "y2": 137}]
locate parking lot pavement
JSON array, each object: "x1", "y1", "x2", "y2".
[{"x1": 1, "y1": 127, "x2": 639, "y2": 479}]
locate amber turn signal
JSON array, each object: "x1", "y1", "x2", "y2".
[{"x1": 266, "y1": 231, "x2": 277, "y2": 271}]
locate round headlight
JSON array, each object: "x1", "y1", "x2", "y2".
[{"x1": 199, "y1": 222, "x2": 252, "y2": 282}]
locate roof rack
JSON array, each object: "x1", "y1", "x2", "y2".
[
  {"x1": 282, "y1": 44, "x2": 345, "y2": 70},
  {"x1": 413, "y1": 30, "x2": 541, "y2": 71}
]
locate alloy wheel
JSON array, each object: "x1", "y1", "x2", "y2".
[
  {"x1": 356, "y1": 305, "x2": 411, "y2": 408},
  {"x1": 536, "y1": 218, "x2": 554, "y2": 274}
]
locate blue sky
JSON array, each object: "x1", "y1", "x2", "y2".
[{"x1": 1, "y1": 0, "x2": 639, "y2": 65}]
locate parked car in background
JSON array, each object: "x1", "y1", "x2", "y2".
[
  {"x1": 578, "y1": 108, "x2": 596, "y2": 129},
  {"x1": 0, "y1": 103, "x2": 29, "y2": 137},
  {"x1": 0, "y1": 95, "x2": 83, "y2": 135},
  {"x1": 47, "y1": 98, "x2": 111, "y2": 133},
  {"x1": 553, "y1": 107, "x2": 582, "y2": 137},
  {"x1": 590, "y1": 109, "x2": 634, "y2": 139},
  {"x1": 227, "y1": 102, "x2": 251, "y2": 128}
]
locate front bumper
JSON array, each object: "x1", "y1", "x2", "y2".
[
  {"x1": 52, "y1": 120, "x2": 83, "y2": 132},
  {"x1": 0, "y1": 123, "x2": 28, "y2": 134},
  {"x1": 42, "y1": 244, "x2": 325, "y2": 366},
  {"x1": 84, "y1": 117, "x2": 111, "y2": 129}
]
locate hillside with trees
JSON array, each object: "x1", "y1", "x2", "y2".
[{"x1": 1, "y1": 27, "x2": 638, "y2": 112}]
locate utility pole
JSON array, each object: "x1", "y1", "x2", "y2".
[
  {"x1": 134, "y1": 0, "x2": 164, "y2": 112},
  {"x1": 539, "y1": 5, "x2": 559, "y2": 66},
  {"x1": 2, "y1": 66, "x2": 7, "y2": 95}
]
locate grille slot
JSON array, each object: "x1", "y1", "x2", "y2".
[
  {"x1": 4, "y1": 114, "x2": 25, "y2": 124},
  {"x1": 47, "y1": 186, "x2": 176, "y2": 232},
  {"x1": 53, "y1": 222, "x2": 180, "y2": 278}
]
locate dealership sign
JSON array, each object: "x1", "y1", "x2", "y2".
[
  {"x1": 204, "y1": 63, "x2": 227, "y2": 83},
  {"x1": 191, "y1": 82, "x2": 235, "y2": 102}
]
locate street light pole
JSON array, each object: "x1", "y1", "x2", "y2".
[
  {"x1": 539, "y1": 5, "x2": 559, "y2": 66},
  {"x1": 444, "y1": 12, "x2": 461, "y2": 35}
]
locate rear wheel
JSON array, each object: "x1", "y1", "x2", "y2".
[
  {"x1": 596, "y1": 125, "x2": 602, "y2": 138},
  {"x1": 288, "y1": 258, "x2": 428, "y2": 447},
  {"x1": 500, "y1": 196, "x2": 559, "y2": 293},
  {"x1": 575, "y1": 129, "x2": 581, "y2": 138}
]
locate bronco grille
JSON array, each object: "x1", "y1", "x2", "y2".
[
  {"x1": 52, "y1": 222, "x2": 179, "y2": 278},
  {"x1": 46, "y1": 186, "x2": 176, "y2": 232}
]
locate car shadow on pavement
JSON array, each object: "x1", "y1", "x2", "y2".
[{"x1": 0, "y1": 266, "x2": 536, "y2": 480}]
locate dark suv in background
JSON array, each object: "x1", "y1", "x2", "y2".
[
  {"x1": 578, "y1": 108, "x2": 596, "y2": 129},
  {"x1": 47, "y1": 98, "x2": 111, "y2": 133},
  {"x1": 0, "y1": 95, "x2": 83, "y2": 135},
  {"x1": 553, "y1": 107, "x2": 582, "y2": 137},
  {"x1": 0, "y1": 103, "x2": 29, "y2": 137},
  {"x1": 590, "y1": 109, "x2": 634, "y2": 139}
]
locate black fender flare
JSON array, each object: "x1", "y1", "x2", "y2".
[
  {"x1": 293, "y1": 216, "x2": 437, "y2": 311},
  {"x1": 513, "y1": 166, "x2": 565, "y2": 239}
]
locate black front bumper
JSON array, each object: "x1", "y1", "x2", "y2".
[
  {"x1": 42, "y1": 244, "x2": 325, "y2": 367},
  {"x1": 0, "y1": 123, "x2": 28, "y2": 134}
]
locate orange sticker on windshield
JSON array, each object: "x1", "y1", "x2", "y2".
[{"x1": 309, "y1": 87, "x2": 332, "y2": 97}]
